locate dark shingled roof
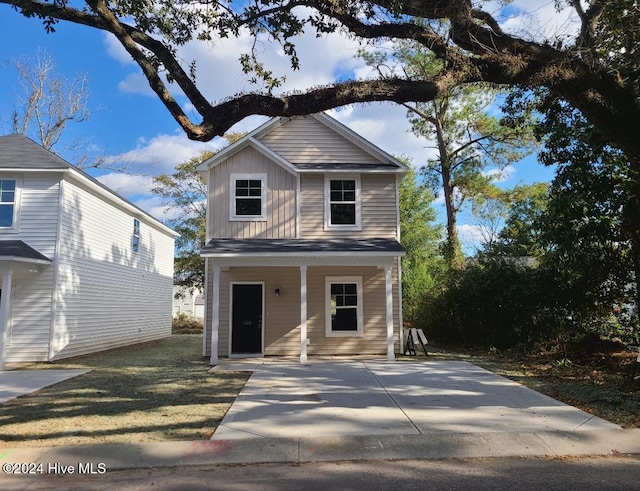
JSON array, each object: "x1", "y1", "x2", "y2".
[
  {"x1": 0, "y1": 240, "x2": 52, "y2": 262},
  {"x1": 201, "y1": 238, "x2": 405, "y2": 255},
  {"x1": 0, "y1": 134, "x2": 73, "y2": 170}
]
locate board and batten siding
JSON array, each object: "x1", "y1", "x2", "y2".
[
  {"x1": 204, "y1": 264, "x2": 400, "y2": 358},
  {"x1": 299, "y1": 174, "x2": 398, "y2": 239},
  {"x1": 259, "y1": 116, "x2": 375, "y2": 163},
  {"x1": 4, "y1": 173, "x2": 61, "y2": 362},
  {"x1": 50, "y1": 177, "x2": 174, "y2": 360},
  {"x1": 207, "y1": 147, "x2": 297, "y2": 239}
]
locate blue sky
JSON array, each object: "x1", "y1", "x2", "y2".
[{"x1": 0, "y1": 1, "x2": 574, "y2": 252}]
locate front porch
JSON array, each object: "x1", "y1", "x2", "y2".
[{"x1": 201, "y1": 238, "x2": 405, "y2": 364}]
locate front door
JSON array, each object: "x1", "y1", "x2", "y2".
[{"x1": 231, "y1": 283, "x2": 263, "y2": 354}]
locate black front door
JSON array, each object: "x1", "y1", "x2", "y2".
[{"x1": 231, "y1": 284, "x2": 263, "y2": 354}]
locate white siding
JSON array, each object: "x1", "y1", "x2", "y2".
[
  {"x1": 260, "y1": 117, "x2": 375, "y2": 163},
  {"x1": 4, "y1": 173, "x2": 60, "y2": 362},
  {"x1": 50, "y1": 177, "x2": 175, "y2": 360}
]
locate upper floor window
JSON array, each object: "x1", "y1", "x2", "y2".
[
  {"x1": 0, "y1": 179, "x2": 18, "y2": 230},
  {"x1": 324, "y1": 176, "x2": 361, "y2": 230},
  {"x1": 132, "y1": 218, "x2": 140, "y2": 253},
  {"x1": 230, "y1": 173, "x2": 267, "y2": 221}
]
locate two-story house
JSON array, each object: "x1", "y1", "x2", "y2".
[
  {"x1": 198, "y1": 113, "x2": 407, "y2": 364},
  {"x1": 0, "y1": 134, "x2": 178, "y2": 367}
]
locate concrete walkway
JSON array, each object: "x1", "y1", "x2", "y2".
[
  {"x1": 0, "y1": 369, "x2": 89, "y2": 404},
  {"x1": 2, "y1": 430, "x2": 639, "y2": 473},
  {"x1": 211, "y1": 360, "x2": 620, "y2": 440}
]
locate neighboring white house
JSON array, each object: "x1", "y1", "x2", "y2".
[
  {"x1": 0, "y1": 134, "x2": 178, "y2": 367},
  {"x1": 197, "y1": 113, "x2": 407, "y2": 364},
  {"x1": 173, "y1": 286, "x2": 204, "y2": 321}
]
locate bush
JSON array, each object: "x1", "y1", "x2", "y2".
[
  {"x1": 415, "y1": 258, "x2": 541, "y2": 349},
  {"x1": 172, "y1": 313, "x2": 203, "y2": 334},
  {"x1": 414, "y1": 255, "x2": 639, "y2": 352}
]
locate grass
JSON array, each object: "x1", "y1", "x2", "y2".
[{"x1": 0, "y1": 336, "x2": 249, "y2": 447}]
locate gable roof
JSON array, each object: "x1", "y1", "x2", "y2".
[
  {"x1": 0, "y1": 134, "x2": 75, "y2": 170},
  {"x1": 0, "y1": 134, "x2": 178, "y2": 238},
  {"x1": 197, "y1": 112, "x2": 408, "y2": 175}
]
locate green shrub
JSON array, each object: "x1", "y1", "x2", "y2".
[
  {"x1": 415, "y1": 258, "x2": 541, "y2": 349},
  {"x1": 172, "y1": 313, "x2": 203, "y2": 334}
]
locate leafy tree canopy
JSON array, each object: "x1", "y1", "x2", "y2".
[{"x1": 3, "y1": 0, "x2": 637, "y2": 161}]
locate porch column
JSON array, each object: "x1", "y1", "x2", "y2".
[
  {"x1": 300, "y1": 265, "x2": 307, "y2": 364},
  {"x1": 0, "y1": 268, "x2": 14, "y2": 370},
  {"x1": 384, "y1": 264, "x2": 395, "y2": 361},
  {"x1": 209, "y1": 266, "x2": 220, "y2": 365}
]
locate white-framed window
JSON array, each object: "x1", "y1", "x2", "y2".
[
  {"x1": 132, "y1": 218, "x2": 140, "y2": 253},
  {"x1": 325, "y1": 276, "x2": 363, "y2": 337},
  {"x1": 230, "y1": 173, "x2": 267, "y2": 221},
  {"x1": 0, "y1": 178, "x2": 20, "y2": 232},
  {"x1": 324, "y1": 175, "x2": 361, "y2": 230}
]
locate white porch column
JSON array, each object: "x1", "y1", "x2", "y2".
[
  {"x1": 209, "y1": 266, "x2": 220, "y2": 365},
  {"x1": 300, "y1": 265, "x2": 308, "y2": 364},
  {"x1": 384, "y1": 264, "x2": 395, "y2": 361},
  {"x1": 0, "y1": 268, "x2": 14, "y2": 370}
]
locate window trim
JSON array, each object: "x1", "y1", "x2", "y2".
[
  {"x1": 325, "y1": 276, "x2": 364, "y2": 337},
  {"x1": 0, "y1": 176, "x2": 22, "y2": 233},
  {"x1": 324, "y1": 175, "x2": 361, "y2": 231},
  {"x1": 230, "y1": 173, "x2": 267, "y2": 222}
]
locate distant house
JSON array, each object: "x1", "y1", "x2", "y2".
[
  {"x1": 173, "y1": 286, "x2": 204, "y2": 321},
  {"x1": 197, "y1": 113, "x2": 407, "y2": 364},
  {"x1": 0, "y1": 134, "x2": 178, "y2": 367}
]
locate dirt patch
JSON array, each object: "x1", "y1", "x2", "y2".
[{"x1": 0, "y1": 336, "x2": 249, "y2": 447}]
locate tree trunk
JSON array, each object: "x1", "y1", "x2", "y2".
[{"x1": 433, "y1": 111, "x2": 463, "y2": 267}]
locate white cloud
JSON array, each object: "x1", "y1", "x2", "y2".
[
  {"x1": 498, "y1": 0, "x2": 580, "y2": 42},
  {"x1": 134, "y1": 196, "x2": 183, "y2": 223},
  {"x1": 484, "y1": 165, "x2": 517, "y2": 183},
  {"x1": 117, "y1": 72, "x2": 155, "y2": 96},
  {"x1": 103, "y1": 33, "x2": 136, "y2": 66},
  {"x1": 102, "y1": 131, "x2": 228, "y2": 174},
  {"x1": 97, "y1": 173, "x2": 153, "y2": 196}
]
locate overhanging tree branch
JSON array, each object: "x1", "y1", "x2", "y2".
[{"x1": 2, "y1": 0, "x2": 638, "y2": 161}]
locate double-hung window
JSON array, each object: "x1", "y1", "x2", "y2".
[
  {"x1": 230, "y1": 174, "x2": 267, "y2": 221},
  {"x1": 0, "y1": 179, "x2": 18, "y2": 231},
  {"x1": 325, "y1": 276, "x2": 363, "y2": 337},
  {"x1": 132, "y1": 218, "x2": 140, "y2": 253},
  {"x1": 325, "y1": 176, "x2": 361, "y2": 230}
]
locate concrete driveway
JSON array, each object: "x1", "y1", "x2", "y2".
[{"x1": 211, "y1": 360, "x2": 620, "y2": 440}]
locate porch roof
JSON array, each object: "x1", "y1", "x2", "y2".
[
  {"x1": 0, "y1": 240, "x2": 52, "y2": 264},
  {"x1": 201, "y1": 238, "x2": 405, "y2": 258}
]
